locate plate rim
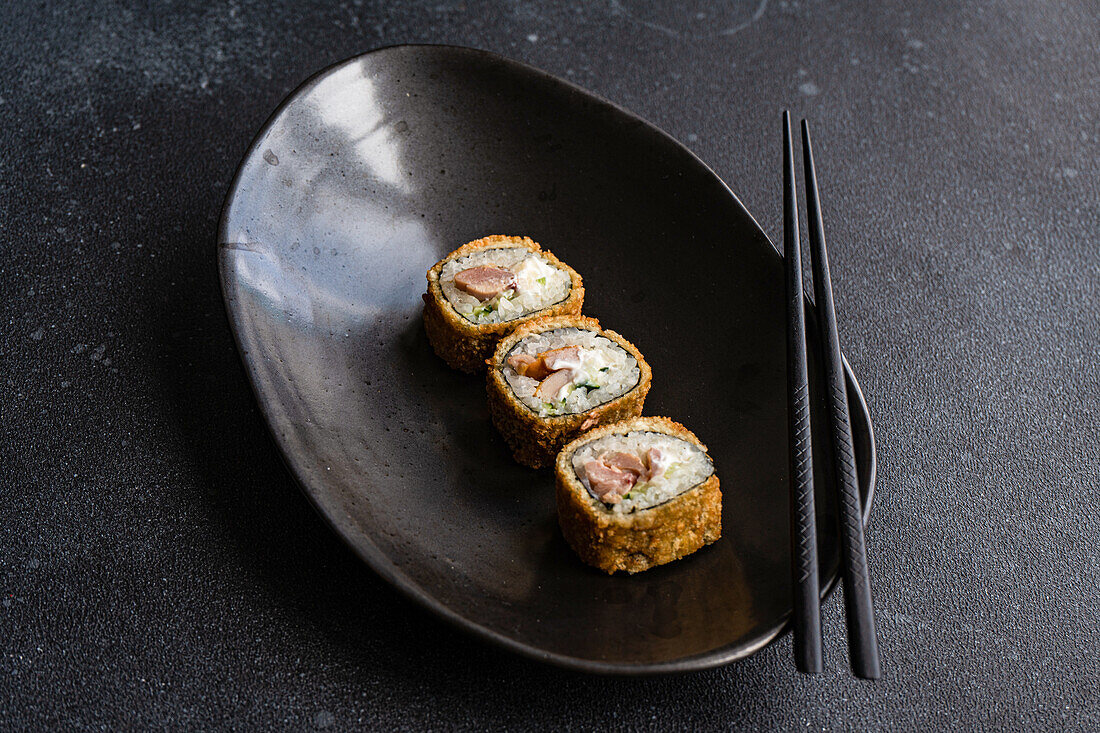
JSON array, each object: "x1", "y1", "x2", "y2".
[{"x1": 217, "y1": 43, "x2": 878, "y2": 675}]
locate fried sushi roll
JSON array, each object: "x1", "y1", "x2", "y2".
[
  {"x1": 486, "y1": 315, "x2": 651, "y2": 469},
  {"x1": 423, "y1": 235, "x2": 584, "y2": 373},
  {"x1": 556, "y1": 417, "x2": 721, "y2": 574}
]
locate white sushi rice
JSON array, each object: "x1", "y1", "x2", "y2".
[
  {"x1": 502, "y1": 328, "x2": 640, "y2": 417},
  {"x1": 440, "y1": 247, "x2": 571, "y2": 324},
  {"x1": 572, "y1": 431, "x2": 714, "y2": 514}
]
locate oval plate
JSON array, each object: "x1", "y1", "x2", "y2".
[{"x1": 218, "y1": 45, "x2": 876, "y2": 674}]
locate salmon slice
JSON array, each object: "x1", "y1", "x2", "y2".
[
  {"x1": 539, "y1": 346, "x2": 581, "y2": 372},
  {"x1": 506, "y1": 353, "x2": 539, "y2": 374},
  {"x1": 536, "y1": 368, "x2": 574, "y2": 400},
  {"x1": 644, "y1": 447, "x2": 665, "y2": 481},
  {"x1": 507, "y1": 345, "x2": 581, "y2": 381},
  {"x1": 583, "y1": 460, "x2": 637, "y2": 503},
  {"x1": 508, "y1": 353, "x2": 552, "y2": 380},
  {"x1": 602, "y1": 451, "x2": 646, "y2": 478},
  {"x1": 453, "y1": 265, "x2": 516, "y2": 300}
]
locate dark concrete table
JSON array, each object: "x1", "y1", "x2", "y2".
[{"x1": 3, "y1": 1, "x2": 1097, "y2": 729}]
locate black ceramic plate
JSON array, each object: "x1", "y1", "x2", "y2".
[{"x1": 218, "y1": 45, "x2": 876, "y2": 674}]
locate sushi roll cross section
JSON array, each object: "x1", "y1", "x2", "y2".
[
  {"x1": 423, "y1": 235, "x2": 584, "y2": 373},
  {"x1": 487, "y1": 315, "x2": 651, "y2": 469},
  {"x1": 556, "y1": 417, "x2": 722, "y2": 574}
]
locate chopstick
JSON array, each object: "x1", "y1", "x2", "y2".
[
  {"x1": 782, "y1": 110, "x2": 823, "y2": 674},
  {"x1": 801, "y1": 119, "x2": 882, "y2": 679}
]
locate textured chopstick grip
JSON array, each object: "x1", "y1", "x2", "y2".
[
  {"x1": 801, "y1": 119, "x2": 881, "y2": 680},
  {"x1": 783, "y1": 111, "x2": 823, "y2": 675}
]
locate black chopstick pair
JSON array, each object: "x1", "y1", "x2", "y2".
[{"x1": 782, "y1": 111, "x2": 881, "y2": 679}]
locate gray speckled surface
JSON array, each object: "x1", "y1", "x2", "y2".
[{"x1": 1, "y1": 0, "x2": 1097, "y2": 729}]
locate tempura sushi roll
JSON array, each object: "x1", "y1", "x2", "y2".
[
  {"x1": 423, "y1": 235, "x2": 584, "y2": 373},
  {"x1": 556, "y1": 417, "x2": 721, "y2": 574},
  {"x1": 487, "y1": 315, "x2": 651, "y2": 468}
]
